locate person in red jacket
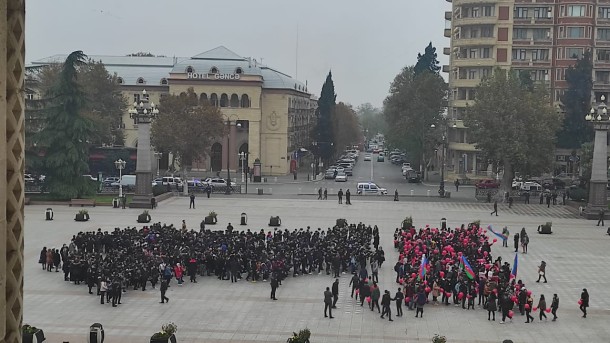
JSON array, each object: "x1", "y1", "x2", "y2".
[{"x1": 174, "y1": 263, "x2": 185, "y2": 285}]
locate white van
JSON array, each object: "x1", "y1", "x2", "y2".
[
  {"x1": 357, "y1": 182, "x2": 388, "y2": 195},
  {"x1": 112, "y1": 175, "x2": 136, "y2": 188}
]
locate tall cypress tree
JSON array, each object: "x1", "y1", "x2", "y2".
[
  {"x1": 315, "y1": 71, "x2": 337, "y2": 163},
  {"x1": 414, "y1": 42, "x2": 441, "y2": 76},
  {"x1": 36, "y1": 51, "x2": 96, "y2": 198},
  {"x1": 558, "y1": 51, "x2": 593, "y2": 149}
]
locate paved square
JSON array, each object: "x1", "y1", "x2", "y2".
[{"x1": 24, "y1": 197, "x2": 610, "y2": 342}]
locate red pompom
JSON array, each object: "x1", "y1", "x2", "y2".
[
  {"x1": 508, "y1": 310, "x2": 514, "y2": 318},
  {"x1": 532, "y1": 307, "x2": 538, "y2": 312},
  {"x1": 366, "y1": 296, "x2": 371, "y2": 303},
  {"x1": 525, "y1": 304, "x2": 530, "y2": 310},
  {"x1": 458, "y1": 292, "x2": 464, "y2": 300},
  {"x1": 439, "y1": 271, "x2": 445, "y2": 278},
  {"x1": 578, "y1": 299, "x2": 583, "y2": 305},
  {"x1": 411, "y1": 273, "x2": 416, "y2": 278},
  {"x1": 425, "y1": 287, "x2": 431, "y2": 293},
  {"x1": 405, "y1": 297, "x2": 411, "y2": 303},
  {"x1": 545, "y1": 308, "x2": 551, "y2": 313},
  {"x1": 355, "y1": 289, "x2": 360, "y2": 295},
  {"x1": 493, "y1": 238, "x2": 498, "y2": 243}
]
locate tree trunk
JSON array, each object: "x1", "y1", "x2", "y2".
[
  {"x1": 182, "y1": 165, "x2": 189, "y2": 196},
  {"x1": 501, "y1": 158, "x2": 514, "y2": 199}
]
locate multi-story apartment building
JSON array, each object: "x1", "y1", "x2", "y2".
[{"x1": 444, "y1": 0, "x2": 610, "y2": 176}]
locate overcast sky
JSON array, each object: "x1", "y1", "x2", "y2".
[{"x1": 26, "y1": 0, "x2": 450, "y2": 108}]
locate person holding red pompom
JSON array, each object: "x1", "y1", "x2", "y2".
[
  {"x1": 580, "y1": 288, "x2": 589, "y2": 318},
  {"x1": 538, "y1": 294, "x2": 548, "y2": 321},
  {"x1": 551, "y1": 294, "x2": 559, "y2": 321},
  {"x1": 525, "y1": 293, "x2": 535, "y2": 323}
]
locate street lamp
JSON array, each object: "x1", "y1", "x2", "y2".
[
  {"x1": 114, "y1": 158, "x2": 126, "y2": 198},
  {"x1": 239, "y1": 151, "x2": 248, "y2": 194},
  {"x1": 431, "y1": 123, "x2": 447, "y2": 197},
  {"x1": 583, "y1": 95, "x2": 609, "y2": 219},
  {"x1": 223, "y1": 114, "x2": 239, "y2": 194},
  {"x1": 154, "y1": 152, "x2": 162, "y2": 177},
  {"x1": 127, "y1": 89, "x2": 159, "y2": 208}
]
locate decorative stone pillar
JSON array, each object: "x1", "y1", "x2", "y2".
[
  {"x1": 584, "y1": 122, "x2": 610, "y2": 219},
  {"x1": 128, "y1": 92, "x2": 157, "y2": 209},
  {"x1": 1, "y1": 0, "x2": 26, "y2": 342}
]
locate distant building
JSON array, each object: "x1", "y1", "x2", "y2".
[{"x1": 29, "y1": 46, "x2": 317, "y2": 175}]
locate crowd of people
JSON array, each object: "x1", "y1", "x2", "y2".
[{"x1": 41, "y1": 221, "x2": 382, "y2": 306}]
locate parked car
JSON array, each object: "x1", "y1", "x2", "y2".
[
  {"x1": 102, "y1": 177, "x2": 120, "y2": 186},
  {"x1": 405, "y1": 170, "x2": 421, "y2": 183},
  {"x1": 344, "y1": 166, "x2": 353, "y2": 176},
  {"x1": 476, "y1": 179, "x2": 500, "y2": 189},
  {"x1": 542, "y1": 178, "x2": 566, "y2": 190},
  {"x1": 203, "y1": 177, "x2": 236, "y2": 187},
  {"x1": 377, "y1": 155, "x2": 385, "y2": 162},
  {"x1": 24, "y1": 174, "x2": 35, "y2": 183},
  {"x1": 520, "y1": 181, "x2": 543, "y2": 191},
  {"x1": 356, "y1": 182, "x2": 388, "y2": 195},
  {"x1": 335, "y1": 172, "x2": 348, "y2": 182},
  {"x1": 324, "y1": 170, "x2": 336, "y2": 179}
]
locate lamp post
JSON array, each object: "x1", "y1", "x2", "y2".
[
  {"x1": 114, "y1": 158, "x2": 126, "y2": 198},
  {"x1": 431, "y1": 123, "x2": 449, "y2": 197},
  {"x1": 127, "y1": 89, "x2": 159, "y2": 208},
  {"x1": 154, "y1": 152, "x2": 162, "y2": 177},
  {"x1": 223, "y1": 115, "x2": 240, "y2": 194},
  {"x1": 239, "y1": 151, "x2": 248, "y2": 194},
  {"x1": 584, "y1": 95, "x2": 610, "y2": 219}
]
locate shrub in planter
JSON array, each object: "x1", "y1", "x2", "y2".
[
  {"x1": 269, "y1": 216, "x2": 281, "y2": 227},
  {"x1": 287, "y1": 328, "x2": 311, "y2": 343},
  {"x1": 336, "y1": 218, "x2": 347, "y2": 228},
  {"x1": 401, "y1": 216, "x2": 413, "y2": 230},
  {"x1": 22, "y1": 324, "x2": 45, "y2": 343},
  {"x1": 204, "y1": 211, "x2": 217, "y2": 224},
  {"x1": 74, "y1": 209, "x2": 90, "y2": 222},
  {"x1": 150, "y1": 322, "x2": 177, "y2": 343},
  {"x1": 538, "y1": 222, "x2": 552, "y2": 234},
  {"x1": 432, "y1": 334, "x2": 447, "y2": 343},
  {"x1": 153, "y1": 184, "x2": 168, "y2": 196},
  {"x1": 138, "y1": 210, "x2": 152, "y2": 223},
  {"x1": 569, "y1": 187, "x2": 587, "y2": 201}
]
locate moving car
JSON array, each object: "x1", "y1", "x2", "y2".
[
  {"x1": 203, "y1": 177, "x2": 236, "y2": 187},
  {"x1": 405, "y1": 170, "x2": 421, "y2": 183},
  {"x1": 475, "y1": 179, "x2": 500, "y2": 189},
  {"x1": 356, "y1": 182, "x2": 388, "y2": 195},
  {"x1": 542, "y1": 178, "x2": 566, "y2": 190},
  {"x1": 334, "y1": 172, "x2": 348, "y2": 182},
  {"x1": 324, "y1": 170, "x2": 336, "y2": 179},
  {"x1": 520, "y1": 181, "x2": 542, "y2": 191},
  {"x1": 102, "y1": 177, "x2": 120, "y2": 186},
  {"x1": 377, "y1": 155, "x2": 384, "y2": 162},
  {"x1": 364, "y1": 154, "x2": 371, "y2": 161}
]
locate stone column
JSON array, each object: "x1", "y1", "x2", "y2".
[
  {"x1": 130, "y1": 121, "x2": 153, "y2": 208},
  {"x1": 584, "y1": 122, "x2": 610, "y2": 219},
  {"x1": 1, "y1": 0, "x2": 26, "y2": 341}
]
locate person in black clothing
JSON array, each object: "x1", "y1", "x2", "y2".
[
  {"x1": 324, "y1": 287, "x2": 334, "y2": 318},
  {"x1": 318, "y1": 188, "x2": 323, "y2": 200},
  {"x1": 323, "y1": 188, "x2": 328, "y2": 200},
  {"x1": 394, "y1": 189, "x2": 399, "y2": 201},
  {"x1": 270, "y1": 274, "x2": 279, "y2": 300},
  {"x1": 455, "y1": 179, "x2": 460, "y2": 192},
  {"x1": 189, "y1": 193, "x2": 195, "y2": 209},
  {"x1": 491, "y1": 200, "x2": 498, "y2": 216},
  {"x1": 395, "y1": 288, "x2": 404, "y2": 317},
  {"x1": 551, "y1": 294, "x2": 559, "y2": 321},
  {"x1": 513, "y1": 233, "x2": 520, "y2": 253},
  {"x1": 380, "y1": 290, "x2": 394, "y2": 321},
  {"x1": 345, "y1": 189, "x2": 351, "y2": 205},
  {"x1": 580, "y1": 288, "x2": 589, "y2": 318},
  {"x1": 160, "y1": 279, "x2": 169, "y2": 303},
  {"x1": 338, "y1": 189, "x2": 343, "y2": 204},
  {"x1": 524, "y1": 191, "x2": 530, "y2": 204},
  {"x1": 206, "y1": 186, "x2": 211, "y2": 198},
  {"x1": 332, "y1": 279, "x2": 339, "y2": 308},
  {"x1": 349, "y1": 274, "x2": 359, "y2": 298},
  {"x1": 597, "y1": 209, "x2": 605, "y2": 226},
  {"x1": 539, "y1": 192, "x2": 544, "y2": 204},
  {"x1": 546, "y1": 194, "x2": 551, "y2": 208}
]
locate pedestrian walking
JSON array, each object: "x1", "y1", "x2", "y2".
[
  {"x1": 318, "y1": 187, "x2": 323, "y2": 200},
  {"x1": 501, "y1": 226, "x2": 509, "y2": 247},
  {"x1": 551, "y1": 294, "x2": 559, "y2": 321},
  {"x1": 536, "y1": 261, "x2": 547, "y2": 283},
  {"x1": 487, "y1": 292, "x2": 496, "y2": 321},
  {"x1": 394, "y1": 189, "x2": 399, "y2": 201},
  {"x1": 206, "y1": 186, "x2": 211, "y2": 198},
  {"x1": 525, "y1": 294, "x2": 534, "y2": 323},
  {"x1": 345, "y1": 189, "x2": 351, "y2": 205},
  {"x1": 338, "y1": 189, "x2": 343, "y2": 204},
  {"x1": 597, "y1": 209, "x2": 605, "y2": 226},
  {"x1": 380, "y1": 290, "x2": 394, "y2": 321},
  {"x1": 524, "y1": 191, "x2": 530, "y2": 204},
  {"x1": 513, "y1": 233, "x2": 520, "y2": 253},
  {"x1": 508, "y1": 196, "x2": 513, "y2": 208},
  {"x1": 546, "y1": 194, "x2": 551, "y2": 208},
  {"x1": 349, "y1": 274, "x2": 359, "y2": 298},
  {"x1": 99, "y1": 279, "x2": 108, "y2": 305},
  {"x1": 395, "y1": 288, "x2": 404, "y2": 316},
  {"x1": 562, "y1": 192, "x2": 566, "y2": 205},
  {"x1": 270, "y1": 275, "x2": 278, "y2": 300},
  {"x1": 370, "y1": 282, "x2": 381, "y2": 313},
  {"x1": 415, "y1": 289, "x2": 426, "y2": 318},
  {"x1": 490, "y1": 200, "x2": 498, "y2": 216},
  {"x1": 189, "y1": 193, "x2": 195, "y2": 209},
  {"x1": 160, "y1": 279, "x2": 169, "y2": 303},
  {"x1": 323, "y1": 188, "x2": 328, "y2": 200},
  {"x1": 521, "y1": 232, "x2": 529, "y2": 254},
  {"x1": 539, "y1": 192, "x2": 544, "y2": 204},
  {"x1": 538, "y1": 294, "x2": 548, "y2": 321},
  {"x1": 324, "y1": 287, "x2": 334, "y2": 318},
  {"x1": 455, "y1": 179, "x2": 460, "y2": 192},
  {"x1": 332, "y1": 279, "x2": 339, "y2": 308},
  {"x1": 580, "y1": 288, "x2": 589, "y2": 318}
]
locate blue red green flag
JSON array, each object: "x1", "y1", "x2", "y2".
[
  {"x1": 417, "y1": 254, "x2": 428, "y2": 281},
  {"x1": 460, "y1": 255, "x2": 475, "y2": 280}
]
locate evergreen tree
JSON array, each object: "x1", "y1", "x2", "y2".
[
  {"x1": 314, "y1": 71, "x2": 337, "y2": 163},
  {"x1": 558, "y1": 51, "x2": 593, "y2": 149},
  {"x1": 36, "y1": 51, "x2": 96, "y2": 198},
  {"x1": 414, "y1": 42, "x2": 441, "y2": 76}
]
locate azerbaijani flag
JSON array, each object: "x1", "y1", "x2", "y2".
[
  {"x1": 487, "y1": 225, "x2": 508, "y2": 240},
  {"x1": 417, "y1": 254, "x2": 428, "y2": 281},
  {"x1": 510, "y1": 253, "x2": 518, "y2": 279},
  {"x1": 460, "y1": 255, "x2": 475, "y2": 280}
]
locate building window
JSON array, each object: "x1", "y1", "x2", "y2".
[
  {"x1": 468, "y1": 69, "x2": 477, "y2": 79},
  {"x1": 482, "y1": 47, "x2": 491, "y2": 58},
  {"x1": 481, "y1": 68, "x2": 491, "y2": 78},
  {"x1": 566, "y1": 47, "x2": 584, "y2": 59},
  {"x1": 532, "y1": 28, "x2": 550, "y2": 40},
  {"x1": 469, "y1": 48, "x2": 478, "y2": 58},
  {"x1": 599, "y1": 7, "x2": 610, "y2": 19},
  {"x1": 471, "y1": 7, "x2": 479, "y2": 18},
  {"x1": 533, "y1": 7, "x2": 551, "y2": 19},
  {"x1": 241, "y1": 94, "x2": 250, "y2": 108},
  {"x1": 482, "y1": 5, "x2": 494, "y2": 17},
  {"x1": 137, "y1": 77, "x2": 145, "y2": 84},
  {"x1": 186, "y1": 66, "x2": 194, "y2": 73},
  {"x1": 134, "y1": 93, "x2": 140, "y2": 103},
  {"x1": 512, "y1": 49, "x2": 527, "y2": 60},
  {"x1": 513, "y1": 28, "x2": 528, "y2": 39},
  {"x1": 210, "y1": 66, "x2": 219, "y2": 74},
  {"x1": 210, "y1": 93, "x2": 218, "y2": 107},
  {"x1": 200, "y1": 93, "x2": 208, "y2": 105},
  {"x1": 597, "y1": 49, "x2": 610, "y2": 61},
  {"x1": 598, "y1": 28, "x2": 610, "y2": 41},
  {"x1": 230, "y1": 94, "x2": 239, "y2": 107},
  {"x1": 160, "y1": 78, "x2": 168, "y2": 85},
  {"x1": 235, "y1": 67, "x2": 243, "y2": 74},
  {"x1": 481, "y1": 25, "x2": 494, "y2": 38},
  {"x1": 566, "y1": 27, "x2": 584, "y2": 38},
  {"x1": 220, "y1": 93, "x2": 229, "y2": 107},
  {"x1": 567, "y1": 5, "x2": 586, "y2": 17},
  {"x1": 514, "y1": 7, "x2": 528, "y2": 19}
]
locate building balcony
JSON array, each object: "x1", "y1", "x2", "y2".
[
  {"x1": 452, "y1": 57, "x2": 496, "y2": 67},
  {"x1": 453, "y1": 37, "x2": 497, "y2": 46},
  {"x1": 445, "y1": 28, "x2": 452, "y2": 38},
  {"x1": 445, "y1": 11, "x2": 452, "y2": 20},
  {"x1": 512, "y1": 38, "x2": 553, "y2": 47},
  {"x1": 454, "y1": 16, "x2": 498, "y2": 26},
  {"x1": 448, "y1": 142, "x2": 479, "y2": 153},
  {"x1": 444, "y1": 47, "x2": 451, "y2": 55},
  {"x1": 514, "y1": 17, "x2": 554, "y2": 26},
  {"x1": 452, "y1": 78, "x2": 482, "y2": 88},
  {"x1": 443, "y1": 65, "x2": 450, "y2": 73},
  {"x1": 594, "y1": 80, "x2": 610, "y2": 89},
  {"x1": 451, "y1": 99, "x2": 474, "y2": 108}
]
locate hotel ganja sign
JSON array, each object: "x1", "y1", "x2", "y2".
[{"x1": 187, "y1": 72, "x2": 241, "y2": 80}]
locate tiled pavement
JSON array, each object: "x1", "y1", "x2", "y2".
[{"x1": 23, "y1": 198, "x2": 610, "y2": 342}]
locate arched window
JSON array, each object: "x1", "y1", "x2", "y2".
[
  {"x1": 230, "y1": 94, "x2": 239, "y2": 107},
  {"x1": 137, "y1": 77, "x2": 145, "y2": 84},
  {"x1": 210, "y1": 66, "x2": 219, "y2": 74},
  {"x1": 117, "y1": 77, "x2": 124, "y2": 84},
  {"x1": 200, "y1": 93, "x2": 208, "y2": 105},
  {"x1": 240, "y1": 94, "x2": 250, "y2": 108},
  {"x1": 235, "y1": 67, "x2": 243, "y2": 74},
  {"x1": 186, "y1": 66, "x2": 194, "y2": 73},
  {"x1": 160, "y1": 78, "x2": 168, "y2": 85},
  {"x1": 220, "y1": 93, "x2": 229, "y2": 107},
  {"x1": 210, "y1": 93, "x2": 218, "y2": 107}
]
